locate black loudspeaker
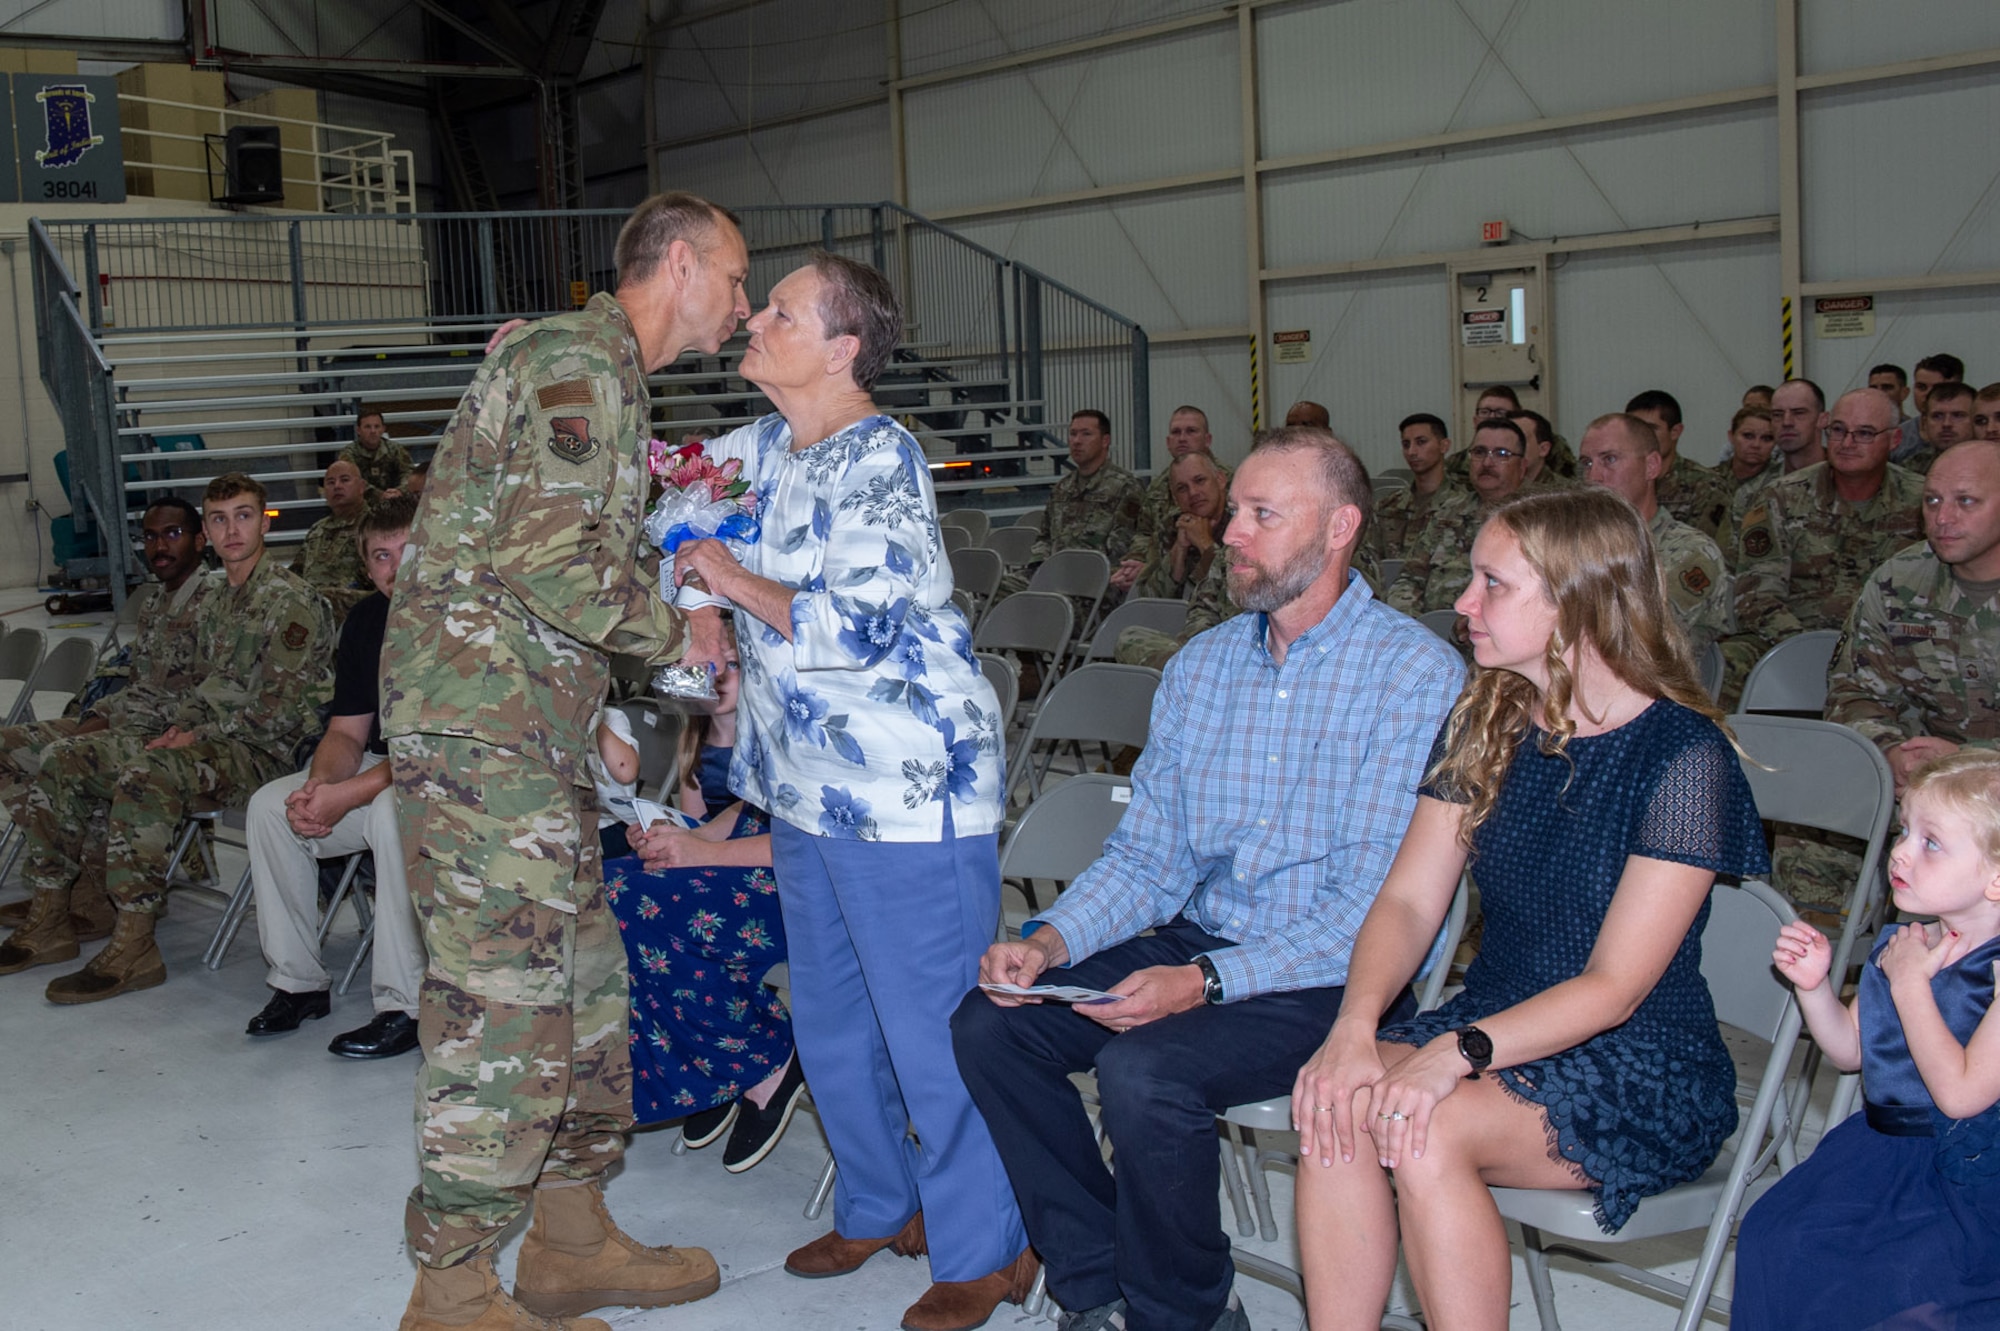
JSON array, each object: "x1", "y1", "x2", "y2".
[{"x1": 223, "y1": 125, "x2": 284, "y2": 204}]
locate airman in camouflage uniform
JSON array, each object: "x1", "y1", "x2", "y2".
[
  {"x1": 1131, "y1": 452, "x2": 1227, "y2": 600},
  {"x1": 339, "y1": 407, "x2": 416, "y2": 497},
  {"x1": 1827, "y1": 440, "x2": 2000, "y2": 773},
  {"x1": 1385, "y1": 486, "x2": 1486, "y2": 615},
  {"x1": 1114, "y1": 547, "x2": 1239, "y2": 669},
  {"x1": 1655, "y1": 452, "x2": 1734, "y2": 542},
  {"x1": 1649, "y1": 506, "x2": 1733, "y2": 656},
  {"x1": 1371, "y1": 480, "x2": 1460, "y2": 564},
  {"x1": 1116, "y1": 407, "x2": 1228, "y2": 569},
  {"x1": 997, "y1": 411, "x2": 1145, "y2": 599},
  {"x1": 379, "y1": 193, "x2": 740, "y2": 1329},
  {"x1": 290, "y1": 461, "x2": 372, "y2": 623},
  {"x1": 0, "y1": 474, "x2": 333, "y2": 999}
]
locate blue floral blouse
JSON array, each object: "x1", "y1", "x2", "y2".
[{"x1": 691, "y1": 413, "x2": 1006, "y2": 843}]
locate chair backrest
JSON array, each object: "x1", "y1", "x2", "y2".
[
  {"x1": 942, "y1": 526, "x2": 973, "y2": 555},
  {"x1": 1377, "y1": 558, "x2": 1404, "y2": 589},
  {"x1": 1698, "y1": 639, "x2": 1724, "y2": 702},
  {"x1": 1028, "y1": 548, "x2": 1110, "y2": 602},
  {"x1": 1013, "y1": 510, "x2": 1043, "y2": 527},
  {"x1": 1416, "y1": 872, "x2": 1473, "y2": 1012},
  {"x1": 949, "y1": 545, "x2": 1003, "y2": 606},
  {"x1": 972, "y1": 592, "x2": 1072, "y2": 660},
  {"x1": 0, "y1": 626, "x2": 46, "y2": 682},
  {"x1": 24, "y1": 637, "x2": 97, "y2": 722},
  {"x1": 1372, "y1": 476, "x2": 1410, "y2": 497},
  {"x1": 940, "y1": 508, "x2": 991, "y2": 544},
  {"x1": 1418, "y1": 608, "x2": 1459, "y2": 644},
  {"x1": 615, "y1": 698, "x2": 686, "y2": 800},
  {"x1": 1085, "y1": 597, "x2": 1189, "y2": 660},
  {"x1": 1700, "y1": 878, "x2": 1798, "y2": 1042},
  {"x1": 1740, "y1": 629, "x2": 1842, "y2": 713},
  {"x1": 986, "y1": 526, "x2": 1038, "y2": 568},
  {"x1": 1019, "y1": 663, "x2": 1159, "y2": 751},
  {"x1": 976, "y1": 651, "x2": 1019, "y2": 723},
  {"x1": 997, "y1": 772, "x2": 1131, "y2": 883}
]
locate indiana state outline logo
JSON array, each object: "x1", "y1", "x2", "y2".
[{"x1": 35, "y1": 83, "x2": 103, "y2": 169}]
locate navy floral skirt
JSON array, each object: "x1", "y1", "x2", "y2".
[{"x1": 603, "y1": 805, "x2": 793, "y2": 1126}]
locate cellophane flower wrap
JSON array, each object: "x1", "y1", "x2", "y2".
[{"x1": 643, "y1": 438, "x2": 762, "y2": 698}]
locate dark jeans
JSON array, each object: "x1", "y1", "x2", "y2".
[{"x1": 951, "y1": 919, "x2": 1412, "y2": 1331}]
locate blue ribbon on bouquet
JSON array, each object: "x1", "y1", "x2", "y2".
[{"x1": 659, "y1": 511, "x2": 762, "y2": 554}]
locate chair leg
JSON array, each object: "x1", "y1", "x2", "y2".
[
  {"x1": 161, "y1": 819, "x2": 202, "y2": 894},
  {"x1": 315, "y1": 856, "x2": 365, "y2": 946},
  {"x1": 0, "y1": 824, "x2": 22, "y2": 886},
  {"x1": 1517, "y1": 1224, "x2": 1562, "y2": 1331},
  {"x1": 202, "y1": 867, "x2": 257, "y2": 971},
  {"x1": 1244, "y1": 1141, "x2": 1280, "y2": 1243},
  {"x1": 1218, "y1": 1132, "x2": 1255, "y2": 1239},
  {"x1": 805, "y1": 1153, "x2": 836, "y2": 1220}
]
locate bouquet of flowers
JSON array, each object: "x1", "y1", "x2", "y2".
[{"x1": 643, "y1": 437, "x2": 762, "y2": 699}]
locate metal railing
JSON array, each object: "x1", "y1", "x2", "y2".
[
  {"x1": 33, "y1": 204, "x2": 1148, "y2": 596},
  {"x1": 30, "y1": 218, "x2": 127, "y2": 594},
  {"x1": 118, "y1": 93, "x2": 415, "y2": 214}
]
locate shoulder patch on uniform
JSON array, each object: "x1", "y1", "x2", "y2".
[
  {"x1": 547, "y1": 416, "x2": 601, "y2": 465},
  {"x1": 1742, "y1": 528, "x2": 1772, "y2": 559},
  {"x1": 1680, "y1": 565, "x2": 1712, "y2": 595},
  {"x1": 283, "y1": 622, "x2": 309, "y2": 650},
  {"x1": 536, "y1": 379, "x2": 596, "y2": 411}
]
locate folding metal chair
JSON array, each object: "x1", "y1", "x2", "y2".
[
  {"x1": 997, "y1": 770, "x2": 1132, "y2": 916},
  {"x1": 1698, "y1": 639, "x2": 1725, "y2": 702},
  {"x1": 1740, "y1": 629, "x2": 1842, "y2": 714},
  {"x1": 18, "y1": 637, "x2": 97, "y2": 724},
  {"x1": 942, "y1": 525, "x2": 973, "y2": 556},
  {"x1": 1376, "y1": 558, "x2": 1405, "y2": 590},
  {"x1": 975, "y1": 651, "x2": 1018, "y2": 728},
  {"x1": 940, "y1": 507, "x2": 990, "y2": 544},
  {"x1": 971, "y1": 592, "x2": 1072, "y2": 719},
  {"x1": 1082, "y1": 597, "x2": 1188, "y2": 663},
  {"x1": 0, "y1": 627, "x2": 47, "y2": 725},
  {"x1": 948, "y1": 545, "x2": 1003, "y2": 625},
  {"x1": 1028, "y1": 549, "x2": 1111, "y2": 646},
  {"x1": 1418, "y1": 608, "x2": 1460, "y2": 645},
  {"x1": 1006, "y1": 663, "x2": 1159, "y2": 803},
  {"x1": 985, "y1": 525, "x2": 1038, "y2": 569}
]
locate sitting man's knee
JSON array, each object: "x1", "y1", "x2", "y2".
[{"x1": 1095, "y1": 1031, "x2": 1202, "y2": 1122}]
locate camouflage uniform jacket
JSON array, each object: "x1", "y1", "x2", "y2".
[
  {"x1": 1371, "y1": 478, "x2": 1459, "y2": 564},
  {"x1": 1122, "y1": 459, "x2": 1232, "y2": 565},
  {"x1": 1826, "y1": 543, "x2": 2000, "y2": 754},
  {"x1": 1648, "y1": 505, "x2": 1733, "y2": 654},
  {"x1": 168, "y1": 553, "x2": 335, "y2": 775},
  {"x1": 1030, "y1": 462, "x2": 1145, "y2": 566},
  {"x1": 87, "y1": 570, "x2": 216, "y2": 733},
  {"x1": 1655, "y1": 453, "x2": 1733, "y2": 543},
  {"x1": 290, "y1": 510, "x2": 370, "y2": 621},
  {"x1": 1734, "y1": 462, "x2": 1926, "y2": 647},
  {"x1": 339, "y1": 437, "x2": 416, "y2": 495},
  {"x1": 1524, "y1": 470, "x2": 1578, "y2": 494},
  {"x1": 1386, "y1": 487, "x2": 1486, "y2": 615},
  {"x1": 380, "y1": 292, "x2": 686, "y2": 788},
  {"x1": 1182, "y1": 550, "x2": 1240, "y2": 639},
  {"x1": 1722, "y1": 460, "x2": 1792, "y2": 568},
  {"x1": 1134, "y1": 510, "x2": 1226, "y2": 600}
]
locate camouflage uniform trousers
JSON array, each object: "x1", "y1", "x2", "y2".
[
  {"x1": 1113, "y1": 626, "x2": 1180, "y2": 671},
  {"x1": 19, "y1": 730, "x2": 270, "y2": 911},
  {"x1": 389, "y1": 733, "x2": 632, "y2": 1269},
  {"x1": 0, "y1": 719, "x2": 115, "y2": 915}
]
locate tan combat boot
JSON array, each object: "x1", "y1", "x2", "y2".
[
  {"x1": 512, "y1": 1182, "x2": 721, "y2": 1318},
  {"x1": 398, "y1": 1254, "x2": 609, "y2": 1331},
  {"x1": 0, "y1": 890, "x2": 80, "y2": 974},
  {"x1": 44, "y1": 909, "x2": 165, "y2": 1003},
  {"x1": 68, "y1": 878, "x2": 117, "y2": 943}
]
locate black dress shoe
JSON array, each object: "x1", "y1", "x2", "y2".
[
  {"x1": 724, "y1": 1055, "x2": 807, "y2": 1173},
  {"x1": 327, "y1": 1010, "x2": 419, "y2": 1059},
  {"x1": 246, "y1": 988, "x2": 330, "y2": 1036}
]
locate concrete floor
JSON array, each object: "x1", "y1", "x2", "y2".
[{"x1": 0, "y1": 586, "x2": 1752, "y2": 1329}]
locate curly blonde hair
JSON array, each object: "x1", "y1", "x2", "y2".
[{"x1": 1428, "y1": 488, "x2": 1725, "y2": 846}]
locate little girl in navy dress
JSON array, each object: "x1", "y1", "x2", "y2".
[{"x1": 1734, "y1": 748, "x2": 2000, "y2": 1329}]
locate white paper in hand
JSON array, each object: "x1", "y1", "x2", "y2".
[
  {"x1": 979, "y1": 981, "x2": 1121, "y2": 1005},
  {"x1": 633, "y1": 798, "x2": 700, "y2": 832}
]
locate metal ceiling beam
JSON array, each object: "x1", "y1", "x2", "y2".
[
  {"x1": 405, "y1": 0, "x2": 532, "y2": 73},
  {"x1": 0, "y1": 32, "x2": 188, "y2": 63},
  {"x1": 199, "y1": 48, "x2": 532, "y2": 78}
]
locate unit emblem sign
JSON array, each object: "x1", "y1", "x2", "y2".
[{"x1": 1, "y1": 73, "x2": 126, "y2": 203}]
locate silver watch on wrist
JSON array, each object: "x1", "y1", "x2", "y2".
[{"x1": 1194, "y1": 954, "x2": 1224, "y2": 1005}]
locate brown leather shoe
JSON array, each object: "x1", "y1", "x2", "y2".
[
  {"x1": 784, "y1": 1211, "x2": 927, "y2": 1278},
  {"x1": 900, "y1": 1248, "x2": 1038, "y2": 1331}
]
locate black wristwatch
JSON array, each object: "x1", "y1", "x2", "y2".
[
  {"x1": 1454, "y1": 1026, "x2": 1494, "y2": 1079},
  {"x1": 1194, "y1": 954, "x2": 1225, "y2": 1006}
]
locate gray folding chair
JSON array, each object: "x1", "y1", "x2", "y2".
[
  {"x1": 1082, "y1": 597, "x2": 1188, "y2": 663},
  {"x1": 975, "y1": 651, "x2": 1019, "y2": 727},
  {"x1": 949, "y1": 545, "x2": 1003, "y2": 624},
  {"x1": 1740, "y1": 629, "x2": 1842, "y2": 714},
  {"x1": 1012, "y1": 510, "x2": 1043, "y2": 527},
  {"x1": 1418, "y1": 608, "x2": 1461, "y2": 645},
  {"x1": 1372, "y1": 476, "x2": 1410, "y2": 497},
  {"x1": 998, "y1": 771, "x2": 1133, "y2": 918},
  {"x1": 940, "y1": 508, "x2": 990, "y2": 544},
  {"x1": 942, "y1": 525, "x2": 973, "y2": 556},
  {"x1": 19, "y1": 637, "x2": 96, "y2": 724},
  {"x1": 1029, "y1": 548, "x2": 1112, "y2": 645},
  {"x1": 985, "y1": 525, "x2": 1038, "y2": 569},
  {"x1": 971, "y1": 592, "x2": 1072, "y2": 719},
  {"x1": 1377, "y1": 558, "x2": 1405, "y2": 590},
  {"x1": 1698, "y1": 639, "x2": 1725, "y2": 702},
  {"x1": 0, "y1": 627, "x2": 47, "y2": 725},
  {"x1": 616, "y1": 698, "x2": 686, "y2": 800},
  {"x1": 102, "y1": 584, "x2": 153, "y2": 654},
  {"x1": 1491, "y1": 881, "x2": 1806, "y2": 1331},
  {"x1": 1007, "y1": 663, "x2": 1159, "y2": 803}
]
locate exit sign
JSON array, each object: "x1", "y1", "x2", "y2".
[{"x1": 1481, "y1": 219, "x2": 1509, "y2": 244}]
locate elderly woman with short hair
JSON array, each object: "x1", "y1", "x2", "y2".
[{"x1": 675, "y1": 252, "x2": 1032, "y2": 1331}]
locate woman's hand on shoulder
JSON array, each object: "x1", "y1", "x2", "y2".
[{"x1": 1293, "y1": 1018, "x2": 1389, "y2": 1167}]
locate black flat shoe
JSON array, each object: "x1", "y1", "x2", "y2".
[
  {"x1": 724, "y1": 1056, "x2": 807, "y2": 1173},
  {"x1": 328, "y1": 1010, "x2": 419, "y2": 1059},
  {"x1": 680, "y1": 1100, "x2": 738, "y2": 1150},
  {"x1": 246, "y1": 988, "x2": 330, "y2": 1036}
]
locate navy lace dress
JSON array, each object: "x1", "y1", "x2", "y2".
[
  {"x1": 1731, "y1": 929, "x2": 2000, "y2": 1329},
  {"x1": 1381, "y1": 699, "x2": 1768, "y2": 1232}
]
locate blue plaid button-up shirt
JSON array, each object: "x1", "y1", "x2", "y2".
[{"x1": 1032, "y1": 573, "x2": 1464, "y2": 999}]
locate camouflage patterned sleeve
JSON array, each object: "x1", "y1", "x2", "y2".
[
  {"x1": 1182, "y1": 553, "x2": 1234, "y2": 639},
  {"x1": 1385, "y1": 540, "x2": 1430, "y2": 615},
  {"x1": 1825, "y1": 571, "x2": 1915, "y2": 753},
  {"x1": 1108, "y1": 473, "x2": 1145, "y2": 566},
  {"x1": 488, "y1": 350, "x2": 683, "y2": 664},
  {"x1": 1026, "y1": 486, "x2": 1060, "y2": 566},
  {"x1": 1732, "y1": 488, "x2": 1804, "y2": 646}
]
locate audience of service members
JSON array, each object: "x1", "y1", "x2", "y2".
[{"x1": 4, "y1": 188, "x2": 1999, "y2": 1331}]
